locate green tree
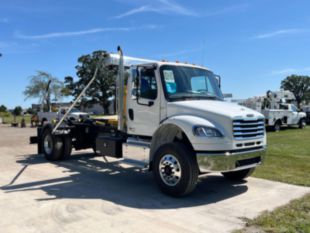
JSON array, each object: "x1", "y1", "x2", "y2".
[
  {"x1": 64, "y1": 51, "x2": 117, "y2": 114},
  {"x1": 13, "y1": 106, "x2": 23, "y2": 116},
  {"x1": 0, "y1": 104, "x2": 7, "y2": 112},
  {"x1": 24, "y1": 71, "x2": 64, "y2": 112},
  {"x1": 281, "y1": 75, "x2": 310, "y2": 108},
  {"x1": 26, "y1": 107, "x2": 35, "y2": 115}
]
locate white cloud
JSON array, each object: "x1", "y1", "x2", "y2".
[
  {"x1": 112, "y1": 0, "x2": 196, "y2": 19},
  {"x1": 254, "y1": 28, "x2": 307, "y2": 39},
  {"x1": 15, "y1": 25, "x2": 160, "y2": 40},
  {"x1": 204, "y1": 3, "x2": 249, "y2": 17},
  {"x1": 271, "y1": 67, "x2": 310, "y2": 75}
]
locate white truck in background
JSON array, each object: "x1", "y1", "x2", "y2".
[
  {"x1": 38, "y1": 107, "x2": 89, "y2": 125},
  {"x1": 242, "y1": 90, "x2": 307, "y2": 131},
  {"x1": 31, "y1": 47, "x2": 266, "y2": 196}
]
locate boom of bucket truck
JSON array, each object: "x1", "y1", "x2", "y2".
[{"x1": 30, "y1": 46, "x2": 266, "y2": 196}]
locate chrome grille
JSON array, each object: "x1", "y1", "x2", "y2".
[{"x1": 233, "y1": 118, "x2": 265, "y2": 140}]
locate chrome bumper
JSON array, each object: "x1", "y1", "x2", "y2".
[{"x1": 196, "y1": 147, "x2": 266, "y2": 173}]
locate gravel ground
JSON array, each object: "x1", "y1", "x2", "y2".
[{"x1": 0, "y1": 124, "x2": 309, "y2": 233}]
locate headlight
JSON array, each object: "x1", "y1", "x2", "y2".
[{"x1": 193, "y1": 126, "x2": 223, "y2": 137}]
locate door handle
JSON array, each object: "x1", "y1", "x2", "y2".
[{"x1": 128, "y1": 109, "x2": 134, "y2": 120}]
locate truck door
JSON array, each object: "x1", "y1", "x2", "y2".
[
  {"x1": 288, "y1": 104, "x2": 299, "y2": 124},
  {"x1": 126, "y1": 66, "x2": 160, "y2": 136}
]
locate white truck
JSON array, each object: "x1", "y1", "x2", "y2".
[
  {"x1": 30, "y1": 47, "x2": 266, "y2": 196},
  {"x1": 242, "y1": 91, "x2": 307, "y2": 131},
  {"x1": 38, "y1": 107, "x2": 89, "y2": 125},
  {"x1": 263, "y1": 103, "x2": 306, "y2": 131}
]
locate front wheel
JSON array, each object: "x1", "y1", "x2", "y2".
[
  {"x1": 299, "y1": 119, "x2": 306, "y2": 129},
  {"x1": 222, "y1": 168, "x2": 255, "y2": 181},
  {"x1": 153, "y1": 142, "x2": 199, "y2": 197}
]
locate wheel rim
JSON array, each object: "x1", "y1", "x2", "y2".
[
  {"x1": 302, "y1": 120, "x2": 306, "y2": 128},
  {"x1": 159, "y1": 154, "x2": 182, "y2": 186},
  {"x1": 43, "y1": 134, "x2": 53, "y2": 155}
]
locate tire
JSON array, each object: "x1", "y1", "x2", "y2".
[
  {"x1": 273, "y1": 121, "x2": 281, "y2": 132},
  {"x1": 61, "y1": 135, "x2": 72, "y2": 160},
  {"x1": 41, "y1": 128, "x2": 63, "y2": 161},
  {"x1": 222, "y1": 168, "x2": 255, "y2": 181},
  {"x1": 153, "y1": 142, "x2": 199, "y2": 197},
  {"x1": 299, "y1": 119, "x2": 306, "y2": 129},
  {"x1": 93, "y1": 144, "x2": 98, "y2": 155}
]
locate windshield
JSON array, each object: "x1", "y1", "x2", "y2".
[
  {"x1": 70, "y1": 108, "x2": 80, "y2": 113},
  {"x1": 160, "y1": 65, "x2": 223, "y2": 101}
]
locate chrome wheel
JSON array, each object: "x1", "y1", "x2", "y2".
[
  {"x1": 43, "y1": 134, "x2": 53, "y2": 155},
  {"x1": 159, "y1": 154, "x2": 182, "y2": 186}
]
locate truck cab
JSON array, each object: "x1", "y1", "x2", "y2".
[
  {"x1": 279, "y1": 103, "x2": 305, "y2": 125},
  {"x1": 122, "y1": 61, "x2": 266, "y2": 194}
]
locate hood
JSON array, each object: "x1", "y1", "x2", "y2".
[{"x1": 167, "y1": 100, "x2": 264, "y2": 119}]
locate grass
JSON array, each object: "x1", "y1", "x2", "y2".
[
  {"x1": 236, "y1": 193, "x2": 310, "y2": 233},
  {"x1": 0, "y1": 112, "x2": 31, "y2": 124},
  {"x1": 236, "y1": 127, "x2": 310, "y2": 233},
  {"x1": 253, "y1": 127, "x2": 310, "y2": 186}
]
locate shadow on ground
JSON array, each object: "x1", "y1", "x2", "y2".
[{"x1": 1, "y1": 153, "x2": 248, "y2": 209}]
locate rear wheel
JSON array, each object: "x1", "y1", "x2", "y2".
[
  {"x1": 153, "y1": 142, "x2": 199, "y2": 197},
  {"x1": 41, "y1": 129, "x2": 63, "y2": 161},
  {"x1": 222, "y1": 168, "x2": 255, "y2": 181},
  {"x1": 61, "y1": 135, "x2": 72, "y2": 160},
  {"x1": 273, "y1": 121, "x2": 281, "y2": 132},
  {"x1": 299, "y1": 119, "x2": 306, "y2": 129}
]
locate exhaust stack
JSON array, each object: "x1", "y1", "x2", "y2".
[{"x1": 116, "y1": 46, "x2": 125, "y2": 132}]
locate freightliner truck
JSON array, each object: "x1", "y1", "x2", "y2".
[{"x1": 31, "y1": 47, "x2": 266, "y2": 196}]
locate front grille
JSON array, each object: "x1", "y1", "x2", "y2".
[{"x1": 233, "y1": 118, "x2": 265, "y2": 140}]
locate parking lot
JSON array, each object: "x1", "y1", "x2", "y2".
[{"x1": 0, "y1": 125, "x2": 309, "y2": 233}]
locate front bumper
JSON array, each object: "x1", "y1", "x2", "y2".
[{"x1": 196, "y1": 147, "x2": 266, "y2": 172}]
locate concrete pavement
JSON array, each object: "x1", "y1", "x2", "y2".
[{"x1": 0, "y1": 125, "x2": 309, "y2": 233}]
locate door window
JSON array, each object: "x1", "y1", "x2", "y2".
[
  {"x1": 291, "y1": 105, "x2": 298, "y2": 112},
  {"x1": 139, "y1": 69, "x2": 157, "y2": 100}
]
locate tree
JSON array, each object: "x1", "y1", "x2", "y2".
[
  {"x1": 26, "y1": 107, "x2": 35, "y2": 115},
  {"x1": 281, "y1": 75, "x2": 310, "y2": 108},
  {"x1": 13, "y1": 106, "x2": 23, "y2": 116},
  {"x1": 64, "y1": 51, "x2": 118, "y2": 114},
  {"x1": 24, "y1": 71, "x2": 64, "y2": 112},
  {"x1": 0, "y1": 105, "x2": 7, "y2": 112}
]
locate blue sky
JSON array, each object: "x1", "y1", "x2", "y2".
[{"x1": 1, "y1": 0, "x2": 310, "y2": 108}]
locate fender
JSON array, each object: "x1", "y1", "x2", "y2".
[{"x1": 149, "y1": 115, "x2": 223, "y2": 163}]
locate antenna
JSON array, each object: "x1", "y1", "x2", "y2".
[{"x1": 201, "y1": 40, "x2": 206, "y2": 66}]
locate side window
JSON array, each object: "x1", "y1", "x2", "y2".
[
  {"x1": 279, "y1": 104, "x2": 289, "y2": 110},
  {"x1": 140, "y1": 69, "x2": 157, "y2": 100}
]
